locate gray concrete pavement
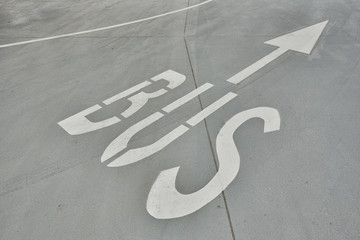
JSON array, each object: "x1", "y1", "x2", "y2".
[{"x1": 1, "y1": 0, "x2": 359, "y2": 239}]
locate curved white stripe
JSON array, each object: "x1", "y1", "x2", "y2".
[{"x1": 0, "y1": 0, "x2": 214, "y2": 49}]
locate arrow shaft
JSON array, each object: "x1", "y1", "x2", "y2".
[{"x1": 227, "y1": 47, "x2": 288, "y2": 84}]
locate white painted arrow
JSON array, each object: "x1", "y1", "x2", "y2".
[{"x1": 227, "y1": 20, "x2": 328, "y2": 84}]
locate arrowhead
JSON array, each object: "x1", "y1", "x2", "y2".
[{"x1": 265, "y1": 20, "x2": 328, "y2": 54}]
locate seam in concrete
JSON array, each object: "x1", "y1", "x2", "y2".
[{"x1": 183, "y1": 1, "x2": 236, "y2": 239}]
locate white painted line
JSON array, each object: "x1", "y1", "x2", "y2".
[
  {"x1": 58, "y1": 104, "x2": 120, "y2": 135},
  {"x1": 227, "y1": 48, "x2": 288, "y2": 84},
  {"x1": 101, "y1": 112, "x2": 164, "y2": 162},
  {"x1": 104, "y1": 92, "x2": 238, "y2": 167},
  {"x1": 104, "y1": 69, "x2": 186, "y2": 118},
  {"x1": 162, "y1": 83, "x2": 213, "y2": 113},
  {"x1": 58, "y1": 70, "x2": 185, "y2": 135},
  {"x1": 122, "y1": 89, "x2": 168, "y2": 118},
  {"x1": 0, "y1": 0, "x2": 214, "y2": 49},
  {"x1": 147, "y1": 107, "x2": 281, "y2": 219},
  {"x1": 186, "y1": 92, "x2": 237, "y2": 126},
  {"x1": 102, "y1": 83, "x2": 213, "y2": 164},
  {"x1": 227, "y1": 20, "x2": 328, "y2": 84},
  {"x1": 103, "y1": 81, "x2": 152, "y2": 105},
  {"x1": 102, "y1": 87, "x2": 235, "y2": 167},
  {"x1": 107, "y1": 125, "x2": 189, "y2": 167}
]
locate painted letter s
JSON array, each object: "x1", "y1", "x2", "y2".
[{"x1": 146, "y1": 107, "x2": 281, "y2": 219}]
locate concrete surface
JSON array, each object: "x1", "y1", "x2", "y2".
[{"x1": 0, "y1": 0, "x2": 359, "y2": 239}]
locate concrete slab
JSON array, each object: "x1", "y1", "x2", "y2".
[
  {"x1": 185, "y1": 0, "x2": 360, "y2": 239},
  {"x1": 1, "y1": 0, "x2": 359, "y2": 239}
]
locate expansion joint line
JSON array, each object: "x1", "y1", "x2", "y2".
[{"x1": 183, "y1": 2, "x2": 236, "y2": 240}]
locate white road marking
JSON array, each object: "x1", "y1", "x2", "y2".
[
  {"x1": 162, "y1": 83, "x2": 213, "y2": 113},
  {"x1": 0, "y1": 0, "x2": 214, "y2": 49},
  {"x1": 227, "y1": 20, "x2": 328, "y2": 84},
  {"x1": 58, "y1": 70, "x2": 186, "y2": 135},
  {"x1": 122, "y1": 89, "x2": 168, "y2": 118},
  {"x1": 227, "y1": 48, "x2": 288, "y2": 84},
  {"x1": 107, "y1": 125, "x2": 189, "y2": 167},
  {"x1": 146, "y1": 107, "x2": 281, "y2": 219},
  {"x1": 104, "y1": 92, "x2": 237, "y2": 167},
  {"x1": 264, "y1": 20, "x2": 328, "y2": 54},
  {"x1": 120, "y1": 70, "x2": 186, "y2": 118},
  {"x1": 186, "y1": 92, "x2": 237, "y2": 126},
  {"x1": 57, "y1": 105, "x2": 120, "y2": 135},
  {"x1": 56, "y1": 20, "x2": 329, "y2": 218},
  {"x1": 101, "y1": 83, "x2": 214, "y2": 164},
  {"x1": 103, "y1": 81, "x2": 152, "y2": 105},
  {"x1": 101, "y1": 112, "x2": 164, "y2": 162},
  {"x1": 151, "y1": 70, "x2": 186, "y2": 90}
]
